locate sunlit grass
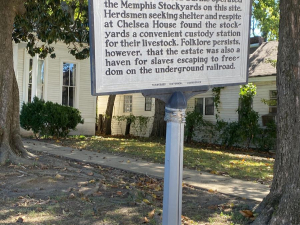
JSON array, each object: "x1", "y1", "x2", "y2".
[{"x1": 58, "y1": 136, "x2": 274, "y2": 184}]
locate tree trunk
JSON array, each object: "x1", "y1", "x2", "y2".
[
  {"x1": 0, "y1": 0, "x2": 33, "y2": 165},
  {"x1": 151, "y1": 98, "x2": 166, "y2": 137},
  {"x1": 103, "y1": 94, "x2": 116, "y2": 135},
  {"x1": 253, "y1": 1, "x2": 300, "y2": 224}
]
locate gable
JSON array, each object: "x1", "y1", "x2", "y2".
[{"x1": 249, "y1": 41, "x2": 278, "y2": 77}]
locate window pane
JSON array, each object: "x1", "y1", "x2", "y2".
[
  {"x1": 205, "y1": 98, "x2": 214, "y2": 115},
  {"x1": 195, "y1": 98, "x2": 203, "y2": 115},
  {"x1": 28, "y1": 84, "x2": 32, "y2": 103},
  {"x1": 62, "y1": 62, "x2": 77, "y2": 107},
  {"x1": 145, "y1": 97, "x2": 152, "y2": 111},
  {"x1": 38, "y1": 60, "x2": 44, "y2": 84},
  {"x1": 63, "y1": 63, "x2": 70, "y2": 86},
  {"x1": 62, "y1": 86, "x2": 68, "y2": 106},
  {"x1": 69, "y1": 87, "x2": 75, "y2": 107},
  {"x1": 70, "y1": 64, "x2": 76, "y2": 86},
  {"x1": 269, "y1": 90, "x2": 277, "y2": 114},
  {"x1": 29, "y1": 59, "x2": 33, "y2": 83},
  {"x1": 270, "y1": 90, "x2": 277, "y2": 99},
  {"x1": 37, "y1": 60, "x2": 45, "y2": 99},
  {"x1": 124, "y1": 95, "x2": 133, "y2": 112}
]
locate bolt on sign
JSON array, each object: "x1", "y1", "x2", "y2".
[{"x1": 89, "y1": 0, "x2": 252, "y2": 96}]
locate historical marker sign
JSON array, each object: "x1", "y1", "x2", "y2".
[{"x1": 89, "y1": 0, "x2": 251, "y2": 96}]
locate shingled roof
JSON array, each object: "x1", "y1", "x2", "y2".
[{"x1": 249, "y1": 41, "x2": 278, "y2": 77}]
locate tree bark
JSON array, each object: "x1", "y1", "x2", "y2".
[
  {"x1": 0, "y1": 0, "x2": 33, "y2": 165},
  {"x1": 103, "y1": 94, "x2": 116, "y2": 135},
  {"x1": 151, "y1": 98, "x2": 166, "y2": 137},
  {"x1": 253, "y1": 1, "x2": 300, "y2": 224}
]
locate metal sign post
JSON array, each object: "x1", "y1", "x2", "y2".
[
  {"x1": 162, "y1": 92, "x2": 186, "y2": 225},
  {"x1": 89, "y1": 1, "x2": 252, "y2": 224}
]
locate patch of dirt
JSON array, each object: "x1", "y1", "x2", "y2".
[{"x1": 0, "y1": 150, "x2": 259, "y2": 225}]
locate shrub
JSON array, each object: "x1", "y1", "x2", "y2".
[
  {"x1": 185, "y1": 110, "x2": 215, "y2": 143},
  {"x1": 215, "y1": 120, "x2": 241, "y2": 147},
  {"x1": 255, "y1": 120, "x2": 277, "y2": 151},
  {"x1": 20, "y1": 97, "x2": 46, "y2": 137},
  {"x1": 185, "y1": 110, "x2": 203, "y2": 143},
  {"x1": 20, "y1": 97, "x2": 84, "y2": 138}
]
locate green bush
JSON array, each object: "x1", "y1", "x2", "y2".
[
  {"x1": 20, "y1": 97, "x2": 84, "y2": 138},
  {"x1": 185, "y1": 110, "x2": 203, "y2": 143},
  {"x1": 255, "y1": 120, "x2": 277, "y2": 151},
  {"x1": 186, "y1": 83, "x2": 277, "y2": 150},
  {"x1": 215, "y1": 120, "x2": 241, "y2": 147},
  {"x1": 185, "y1": 110, "x2": 215, "y2": 143},
  {"x1": 20, "y1": 97, "x2": 45, "y2": 136}
]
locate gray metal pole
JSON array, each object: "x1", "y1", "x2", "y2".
[{"x1": 162, "y1": 92, "x2": 187, "y2": 225}]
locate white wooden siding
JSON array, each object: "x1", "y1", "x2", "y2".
[
  {"x1": 97, "y1": 77, "x2": 276, "y2": 139},
  {"x1": 97, "y1": 93, "x2": 155, "y2": 137},
  {"x1": 17, "y1": 42, "x2": 96, "y2": 136}
]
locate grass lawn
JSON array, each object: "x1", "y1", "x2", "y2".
[{"x1": 50, "y1": 136, "x2": 274, "y2": 185}]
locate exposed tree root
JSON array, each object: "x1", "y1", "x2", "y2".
[
  {"x1": 252, "y1": 194, "x2": 278, "y2": 225},
  {"x1": 253, "y1": 189, "x2": 300, "y2": 225},
  {"x1": 0, "y1": 135, "x2": 36, "y2": 166}
]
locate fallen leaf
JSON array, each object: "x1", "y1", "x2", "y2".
[
  {"x1": 55, "y1": 174, "x2": 64, "y2": 180},
  {"x1": 116, "y1": 191, "x2": 122, "y2": 196},
  {"x1": 88, "y1": 172, "x2": 94, "y2": 176},
  {"x1": 148, "y1": 209, "x2": 155, "y2": 218},
  {"x1": 143, "y1": 217, "x2": 149, "y2": 223},
  {"x1": 127, "y1": 160, "x2": 131, "y2": 163},
  {"x1": 154, "y1": 185, "x2": 161, "y2": 191},
  {"x1": 239, "y1": 210, "x2": 254, "y2": 218},
  {"x1": 143, "y1": 199, "x2": 151, "y2": 205}
]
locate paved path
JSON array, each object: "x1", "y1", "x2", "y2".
[{"x1": 23, "y1": 139, "x2": 269, "y2": 202}]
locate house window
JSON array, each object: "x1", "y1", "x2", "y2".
[
  {"x1": 205, "y1": 97, "x2": 214, "y2": 115},
  {"x1": 28, "y1": 59, "x2": 33, "y2": 103},
  {"x1": 62, "y1": 62, "x2": 76, "y2": 107},
  {"x1": 195, "y1": 98, "x2": 204, "y2": 115},
  {"x1": 145, "y1": 97, "x2": 152, "y2": 111},
  {"x1": 27, "y1": 58, "x2": 45, "y2": 103},
  {"x1": 124, "y1": 95, "x2": 132, "y2": 113},
  {"x1": 195, "y1": 97, "x2": 214, "y2": 115},
  {"x1": 36, "y1": 59, "x2": 45, "y2": 100},
  {"x1": 269, "y1": 90, "x2": 277, "y2": 114}
]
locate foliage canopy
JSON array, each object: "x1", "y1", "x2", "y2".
[
  {"x1": 252, "y1": 0, "x2": 279, "y2": 41},
  {"x1": 13, "y1": 0, "x2": 89, "y2": 59}
]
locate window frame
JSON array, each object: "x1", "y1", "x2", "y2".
[
  {"x1": 269, "y1": 90, "x2": 277, "y2": 114},
  {"x1": 145, "y1": 97, "x2": 152, "y2": 111},
  {"x1": 205, "y1": 97, "x2": 214, "y2": 115},
  {"x1": 194, "y1": 97, "x2": 214, "y2": 116},
  {"x1": 195, "y1": 98, "x2": 204, "y2": 115},
  {"x1": 23, "y1": 53, "x2": 48, "y2": 103},
  {"x1": 123, "y1": 95, "x2": 133, "y2": 113},
  {"x1": 60, "y1": 60, "x2": 80, "y2": 108}
]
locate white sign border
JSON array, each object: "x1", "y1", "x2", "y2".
[{"x1": 89, "y1": 0, "x2": 252, "y2": 96}]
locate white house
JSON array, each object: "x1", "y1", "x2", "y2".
[
  {"x1": 97, "y1": 41, "x2": 278, "y2": 138},
  {"x1": 14, "y1": 42, "x2": 96, "y2": 136}
]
